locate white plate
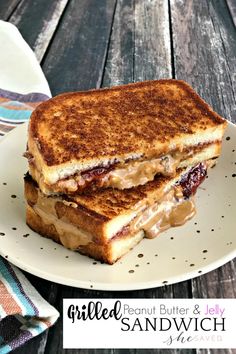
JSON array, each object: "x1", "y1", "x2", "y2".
[{"x1": 0, "y1": 123, "x2": 235, "y2": 290}]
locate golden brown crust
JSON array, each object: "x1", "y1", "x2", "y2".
[{"x1": 29, "y1": 79, "x2": 227, "y2": 167}]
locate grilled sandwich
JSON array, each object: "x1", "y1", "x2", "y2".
[
  {"x1": 25, "y1": 80, "x2": 227, "y2": 195},
  {"x1": 25, "y1": 160, "x2": 213, "y2": 264}
]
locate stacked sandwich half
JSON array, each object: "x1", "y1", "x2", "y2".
[{"x1": 24, "y1": 80, "x2": 227, "y2": 264}]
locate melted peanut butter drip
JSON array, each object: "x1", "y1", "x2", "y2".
[
  {"x1": 131, "y1": 186, "x2": 196, "y2": 239},
  {"x1": 104, "y1": 154, "x2": 180, "y2": 189}
]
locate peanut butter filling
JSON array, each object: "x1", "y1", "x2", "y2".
[
  {"x1": 29, "y1": 152, "x2": 185, "y2": 194},
  {"x1": 102, "y1": 155, "x2": 179, "y2": 189},
  {"x1": 32, "y1": 192, "x2": 93, "y2": 250},
  {"x1": 130, "y1": 186, "x2": 196, "y2": 239}
]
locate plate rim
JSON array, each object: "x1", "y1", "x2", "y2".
[{"x1": 2, "y1": 247, "x2": 236, "y2": 291}]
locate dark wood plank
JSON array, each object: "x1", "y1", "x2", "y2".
[
  {"x1": 226, "y1": 0, "x2": 236, "y2": 27},
  {"x1": 63, "y1": 351, "x2": 194, "y2": 354},
  {"x1": 133, "y1": 0, "x2": 172, "y2": 81},
  {"x1": 103, "y1": 0, "x2": 172, "y2": 87},
  {"x1": 192, "y1": 260, "x2": 236, "y2": 298},
  {"x1": 9, "y1": 0, "x2": 69, "y2": 62},
  {"x1": 0, "y1": 0, "x2": 21, "y2": 20},
  {"x1": 114, "y1": 351, "x2": 194, "y2": 354},
  {"x1": 170, "y1": 0, "x2": 236, "y2": 303},
  {"x1": 196, "y1": 350, "x2": 235, "y2": 354},
  {"x1": 170, "y1": 0, "x2": 236, "y2": 122},
  {"x1": 103, "y1": 0, "x2": 135, "y2": 86},
  {"x1": 42, "y1": 0, "x2": 116, "y2": 95}
]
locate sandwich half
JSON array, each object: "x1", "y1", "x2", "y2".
[
  {"x1": 25, "y1": 80, "x2": 227, "y2": 195},
  {"x1": 25, "y1": 160, "x2": 212, "y2": 264}
]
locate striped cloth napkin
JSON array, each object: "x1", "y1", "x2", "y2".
[
  {"x1": 0, "y1": 20, "x2": 59, "y2": 353},
  {"x1": 0, "y1": 88, "x2": 49, "y2": 138},
  {"x1": 0, "y1": 258, "x2": 59, "y2": 353}
]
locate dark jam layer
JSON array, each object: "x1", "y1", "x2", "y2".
[
  {"x1": 179, "y1": 162, "x2": 207, "y2": 198},
  {"x1": 81, "y1": 166, "x2": 113, "y2": 182}
]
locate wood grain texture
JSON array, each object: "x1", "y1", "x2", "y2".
[
  {"x1": 0, "y1": 0, "x2": 21, "y2": 20},
  {"x1": 133, "y1": 0, "x2": 172, "y2": 81},
  {"x1": 42, "y1": 0, "x2": 116, "y2": 95},
  {"x1": 196, "y1": 350, "x2": 235, "y2": 354},
  {"x1": 103, "y1": 0, "x2": 134, "y2": 86},
  {"x1": 9, "y1": 0, "x2": 69, "y2": 62},
  {"x1": 226, "y1": 0, "x2": 236, "y2": 27},
  {"x1": 103, "y1": 0, "x2": 172, "y2": 87},
  {"x1": 170, "y1": 0, "x2": 236, "y2": 122},
  {"x1": 170, "y1": 0, "x2": 236, "y2": 300},
  {"x1": 192, "y1": 260, "x2": 236, "y2": 298}
]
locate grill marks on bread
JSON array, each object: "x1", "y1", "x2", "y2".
[{"x1": 30, "y1": 80, "x2": 226, "y2": 167}]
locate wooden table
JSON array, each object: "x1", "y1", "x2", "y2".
[{"x1": 1, "y1": 0, "x2": 236, "y2": 353}]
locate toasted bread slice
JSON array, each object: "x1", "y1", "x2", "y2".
[{"x1": 27, "y1": 80, "x2": 227, "y2": 195}]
